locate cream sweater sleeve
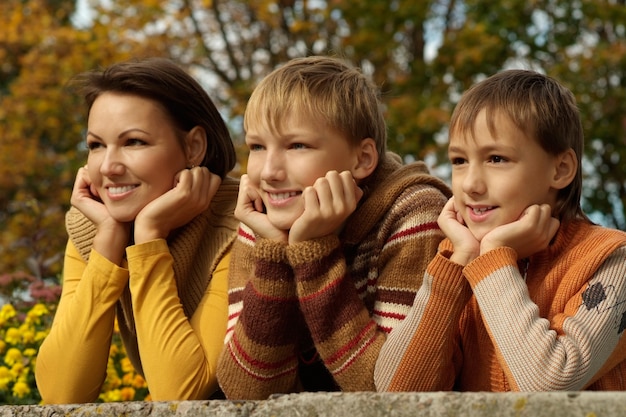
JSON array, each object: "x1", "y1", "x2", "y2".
[
  {"x1": 127, "y1": 239, "x2": 229, "y2": 400},
  {"x1": 35, "y1": 240, "x2": 129, "y2": 404}
]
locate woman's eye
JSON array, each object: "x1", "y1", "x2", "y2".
[
  {"x1": 126, "y1": 138, "x2": 146, "y2": 146},
  {"x1": 87, "y1": 141, "x2": 103, "y2": 151}
]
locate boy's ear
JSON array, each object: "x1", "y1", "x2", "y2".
[
  {"x1": 184, "y1": 126, "x2": 208, "y2": 167},
  {"x1": 352, "y1": 138, "x2": 379, "y2": 180},
  {"x1": 551, "y1": 148, "x2": 577, "y2": 190}
]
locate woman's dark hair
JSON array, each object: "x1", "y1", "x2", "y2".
[{"x1": 74, "y1": 57, "x2": 236, "y2": 178}]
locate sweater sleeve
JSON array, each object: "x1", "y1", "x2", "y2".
[
  {"x1": 217, "y1": 227, "x2": 301, "y2": 399},
  {"x1": 126, "y1": 239, "x2": 229, "y2": 400},
  {"x1": 374, "y1": 244, "x2": 471, "y2": 391},
  {"x1": 35, "y1": 240, "x2": 129, "y2": 404},
  {"x1": 287, "y1": 184, "x2": 446, "y2": 391},
  {"x1": 466, "y1": 245, "x2": 626, "y2": 391}
]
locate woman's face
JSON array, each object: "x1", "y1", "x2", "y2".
[{"x1": 85, "y1": 92, "x2": 187, "y2": 222}]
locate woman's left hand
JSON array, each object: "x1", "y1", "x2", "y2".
[{"x1": 133, "y1": 167, "x2": 221, "y2": 243}]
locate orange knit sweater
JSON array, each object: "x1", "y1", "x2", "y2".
[{"x1": 375, "y1": 220, "x2": 626, "y2": 391}]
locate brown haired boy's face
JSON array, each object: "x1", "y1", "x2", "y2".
[
  {"x1": 244, "y1": 113, "x2": 360, "y2": 231},
  {"x1": 448, "y1": 109, "x2": 561, "y2": 241}
]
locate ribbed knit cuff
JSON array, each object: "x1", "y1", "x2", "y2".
[
  {"x1": 285, "y1": 234, "x2": 339, "y2": 266},
  {"x1": 464, "y1": 246, "x2": 518, "y2": 288}
]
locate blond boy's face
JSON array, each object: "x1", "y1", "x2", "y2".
[
  {"x1": 448, "y1": 109, "x2": 560, "y2": 241},
  {"x1": 245, "y1": 113, "x2": 360, "y2": 231}
]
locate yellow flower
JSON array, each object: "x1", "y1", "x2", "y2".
[
  {"x1": 120, "y1": 387, "x2": 136, "y2": 401},
  {"x1": 4, "y1": 348, "x2": 23, "y2": 366},
  {"x1": 20, "y1": 327, "x2": 35, "y2": 344},
  {"x1": 22, "y1": 348, "x2": 37, "y2": 357},
  {"x1": 35, "y1": 330, "x2": 49, "y2": 342},
  {"x1": 0, "y1": 304, "x2": 16, "y2": 321},
  {"x1": 5, "y1": 328, "x2": 21, "y2": 345},
  {"x1": 28, "y1": 303, "x2": 49, "y2": 318},
  {"x1": 100, "y1": 389, "x2": 122, "y2": 402},
  {"x1": 0, "y1": 366, "x2": 12, "y2": 390},
  {"x1": 10, "y1": 362, "x2": 25, "y2": 379},
  {"x1": 120, "y1": 357, "x2": 134, "y2": 373},
  {"x1": 133, "y1": 374, "x2": 147, "y2": 389},
  {"x1": 0, "y1": 340, "x2": 6, "y2": 354},
  {"x1": 12, "y1": 380, "x2": 30, "y2": 398}
]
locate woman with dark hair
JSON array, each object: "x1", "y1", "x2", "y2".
[{"x1": 36, "y1": 57, "x2": 239, "y2": 402}]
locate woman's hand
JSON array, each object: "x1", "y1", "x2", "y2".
[
  {"x1": 288, "y1": 170, "x2": 362, "y2": 244},
  {"x1": 234, "y1": 174, "x2": 287, "y2": 241},
  {"x1": 134, "y1": 166, "x2": 221, "y2": 244},
  {"x1": 70, "y1": 165, "x2": 129, "y2": 264}
]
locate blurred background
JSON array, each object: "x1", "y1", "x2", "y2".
[{"x1": 0, "y1": 0, "x2": 625, "y2": 403}]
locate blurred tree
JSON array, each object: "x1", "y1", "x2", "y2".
[{"x1": 1, "y1": 0, "x2": 625, "y2": 283}]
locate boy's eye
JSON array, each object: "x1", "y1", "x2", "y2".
[
  {"x1": 489, "y1": 155, "x2": 506, "y2": 163},
  {"x1": 248, "y1": 144, "x2": 264, "y2": 151},
  {"x1": 291, "y1": 143, "x2": 308, "y2": 150},
  {"x1": 450, "y1": 157, "x2": 466, "y2": 165}
]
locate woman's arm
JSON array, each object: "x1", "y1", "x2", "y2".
[
  {"x1": 35, "y1": 240, "x2": 129, "y2": 403},
  {"x1": 127, "y1": 239, "x2": 229, "y2": 400}
]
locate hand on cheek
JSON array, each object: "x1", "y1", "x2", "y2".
[
  {"x1": 438, "y1": 197, "x2": 480, "y2": 265},
  {"x1": 234, "y1": 174, "x2": 287, "y2": 242},
  {"x1": 480, "y1": 203, "x2": 559, "y2": 259},
  {"x1": 289, "y1": 170, "x2": 361, "y2": 244}
]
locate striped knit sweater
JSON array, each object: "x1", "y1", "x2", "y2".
[
  {"x1": 216, "y1": 155, "x2": 451, "y2": 399},
  {"x1": 375, "y1": 220, "x2": 626, "y2": 391}
]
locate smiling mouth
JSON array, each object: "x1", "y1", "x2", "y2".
[
  {"x1": 108, "y1": 185, "x2": 138, "y2": 195},
  {"x1": 471, "y1": 206, "x2": 495, "y2": 215},
  {"x1": 268, "y1": 191, "x2": 300, "y2": 201}
]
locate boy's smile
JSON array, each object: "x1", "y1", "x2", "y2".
[
  {"x1": 448, "y1": 109, "x2": 561, "y2": 241},
  {"x1": 245, "y1": 113, "x2": 360, "y2": 231}
]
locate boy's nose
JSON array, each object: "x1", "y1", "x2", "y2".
[
  {"x1": 462, "y1": 165, "x2": 486, "y2": 195},
  {"x1": 260, "y1": 152, "x2": 286, "y2": 182}
]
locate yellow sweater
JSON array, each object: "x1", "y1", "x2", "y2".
[{"x1": 36, "y1": 177, "x2": 239, "y2": 403}]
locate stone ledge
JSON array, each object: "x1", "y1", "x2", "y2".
[{"x1": 1, "y1": 391, "x2": 626, "y2": 416}]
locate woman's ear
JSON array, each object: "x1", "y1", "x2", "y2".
[
  {"x1": 551, "y1": 148, "x2": 577, "y2": 190},
  {"x1": 185, "y1": 126, "x2": 208, "y2": 167},
  {"x1": 352, "y1": 138, "x2": 379, "y2": 180}
]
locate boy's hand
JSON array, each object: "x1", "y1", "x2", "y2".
[
  {"x1": 289, "y1": 170, "x2": 362, "y2": 244},
  {"x1": 480, "y1": 203, "x2": 559, "y2": 259},
  {"x1": 235, "y1": 174, "x2": 287, "y2": 241},
  {"x1": 134, "y1": 167, "x2": 221, "y2": 243},
  {"x1": 438, "y1": 197, "x2": 480, "y2": 266}
]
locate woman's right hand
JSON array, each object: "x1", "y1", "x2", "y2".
[
  {"x1": 70, "y1": 165, "x2": 129, "y2": 264},
  {"x1": 235, "y1": 174, "x2": 287, "y2": 241}
]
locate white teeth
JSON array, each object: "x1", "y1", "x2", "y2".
[
  {"x1": 472, "y1": 206, "x2": 493, "y2": 214},
  {"x1": 269, "y1": 191, "x2": 298, "y2": 200},
  {"x1": 109, "y1": 185, "x2": 136, "y2": 195}
]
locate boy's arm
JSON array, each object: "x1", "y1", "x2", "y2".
[
  {"x1": 374, "y1": 245, "x2": 471, "y2": 391},
  {"x1": 287, "y1": 185, "x2": 447, "y2": 391},
  {"x1": 467, "y1": 245, "x2": 626, "y2": 391},
  {"x1": 217, "y1": 227, "x2": 301, "y2": 399}
]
